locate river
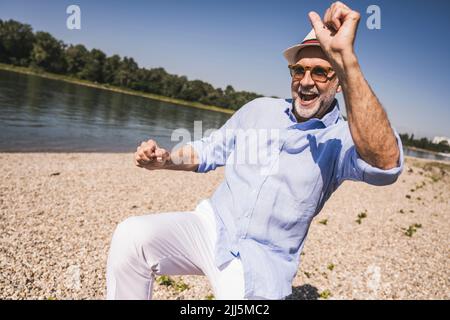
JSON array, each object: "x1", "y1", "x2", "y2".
[
  {"x1": 1, "y1": 69, "x2": 448, "y2": 162},
  {"x1": 0, "y1": 69, "x2": 230, "y2": 152}
]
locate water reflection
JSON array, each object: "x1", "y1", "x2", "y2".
[
  {"x1": 0, "y1": 69, "x2": 230, "y2": 152},
  {"x1": 403, "y1": 147, "x2": 450, "y2": 162}
]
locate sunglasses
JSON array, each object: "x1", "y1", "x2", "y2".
[{"x1": 288, "y1": 64, "x2": 335, "y2": 83}]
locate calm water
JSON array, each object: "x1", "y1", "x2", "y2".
[
  {"x1": 403, "y1": 147, "x2": 450, "y2": 162},
  {"x1": 1, "y1": 69, "x2": 449, "y2": 162},
  {"x1": 0, "y1": 69, "x2": 230, "y2": 152}
]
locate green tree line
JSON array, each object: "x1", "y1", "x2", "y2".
[
  {"x1": 0, "y1": 19, "x2": 264, "y2": 110},
  {"x1": 399, "y1": 133, "x2": 450, "y2": 153}
]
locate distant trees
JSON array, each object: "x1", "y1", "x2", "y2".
[
  {"x1": 0, "y1": 18, "x2": 263, "y2": 110},
  {"x1": 65, "y1": 44, "x2": 88, "y2": 75},
  {"x1": 399, "y1": 133, "x2": 450, "y2": 153},
  {"x1": 30, "y1": 31, "x2": 67, "y2": 73},
  {"x1": 102, "y1": 54, "x2": 121, "y2": 84},
  {"x1": 78, "y1": 48, "x2": 106, "y2": 83},
  {"x1": 114, "y1": 57, "x2": 138, "y2": 87},
  {"x1": 0, "y1": 19, "x2": 35, "y2": 66}
]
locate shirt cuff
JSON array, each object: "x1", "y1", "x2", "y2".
[
  {"x1": 186, "y1": 140, "x2": 207, "y2": 173},
  {"x1": 355, "y1": 130, "x2": 405, "y2": 186}
]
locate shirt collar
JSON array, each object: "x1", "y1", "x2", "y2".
[{"x1": 284, "y1": 98, "x2": 342, "y2": 130}]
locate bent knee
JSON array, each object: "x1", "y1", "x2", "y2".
[
  {"x1": 110, "y1": 215, "x2": 163, "y2": 257},
  {"x1": 108, "y1": 216, "x2": 159, "y2": 269},
  {"x1": 112, "y1": 216, "x2": 151, "y2": 246}
]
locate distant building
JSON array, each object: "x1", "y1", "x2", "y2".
[{"x1": 433, "y1": 136, "x2": 450, "y2": 145}]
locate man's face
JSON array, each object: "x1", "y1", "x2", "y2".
[{"x1": 291, "y1": 46, "x2": 341, "y2": 121}]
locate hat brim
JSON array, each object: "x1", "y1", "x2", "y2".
[{"x1": 283, "y1": 42, "x2": 321, "y2": 65}]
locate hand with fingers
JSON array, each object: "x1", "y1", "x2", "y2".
[
  {"x1": 308, "y1": 1, "x2": 361, "y2": 71},
  {"x1": 134, "y1": 139, "x2": 171, "y2": 170}
]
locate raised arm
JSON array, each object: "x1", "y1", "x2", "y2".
[{"x1": 309, "y1": 1, "x2": 400, "y2": 170}]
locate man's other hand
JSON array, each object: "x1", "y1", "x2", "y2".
[{"x1": 134, "y1": 139, "x2": 170, "y2": 170}]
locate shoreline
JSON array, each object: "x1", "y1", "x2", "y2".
[
  {"x1": 0, "y1": 63, "x2": 235, "y2": 115},
  {"x1": 404, "y1": 145, "x2": 450, "y2": 157}
]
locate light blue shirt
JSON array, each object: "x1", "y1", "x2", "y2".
[{"x1": 188, "y1": 97, "x2": 404, "y2": 299}]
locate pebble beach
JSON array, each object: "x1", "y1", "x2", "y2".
[{"x1": 0, "y1": 153, "x2": 448, "y2": 300}]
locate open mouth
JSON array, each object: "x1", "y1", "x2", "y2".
[{"x1": 299, "y1": 92, "x2": 319, "y2": 106}]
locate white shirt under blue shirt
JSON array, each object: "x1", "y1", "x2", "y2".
[{"x1": 187, "y1": 97, "x2": 404, "y2": 299}]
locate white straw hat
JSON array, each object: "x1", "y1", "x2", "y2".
[{"x1": 283, "y1": 29, "x2": 321, "y2": 65}]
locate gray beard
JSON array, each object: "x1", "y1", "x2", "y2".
[
  {"x1": 292, "y1": 97, "x2": 337, "y2": 122},
  {"x1": 292, "y1": 98, "x2": 322, "y2": 121}
]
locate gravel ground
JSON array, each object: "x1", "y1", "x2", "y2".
[{"x1": 0, "y1": 153, "x2": 448, "y2": 300}]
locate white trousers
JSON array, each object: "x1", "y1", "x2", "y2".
[{"x1": 106, "y1": 199, "x2": 255, "y2": 300}]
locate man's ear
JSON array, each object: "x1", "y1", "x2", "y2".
[{"x1": 336, "y1": 83, "x2": 342, "y2": 93}]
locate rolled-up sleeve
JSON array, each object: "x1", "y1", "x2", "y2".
[
  {"x1": 186, "y1": 100, "x2": 252, "y2": 173},
  {"x1": 187, "y1": 125, "x2": 236, "y2": 173},
  {"x1": 336, "y1": 129, "x2": 405, "y2": 186}
]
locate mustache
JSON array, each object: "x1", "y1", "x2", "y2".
[{"x1": 297, "y1": 88, "x2": 319, "y2": 95}]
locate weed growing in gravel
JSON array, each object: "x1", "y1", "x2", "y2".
[
  {"x1": 356, "y1": 210, "x2": 368, "y2": 224},
  {"x1": 319, "y1": 289, "x2": 331, "y2": 299},
  {"x1": 174, "y1": 280, "x2": 190, "y2": 292},
  {"x1": 412, "y1": 161, "x2": 450, "y2": 183},
  {"x1": 156, "y1": 275, "x2": 190, "y2": 292},
  {"x1": 403, "y1": 223, "x2": 422, "y2": 237},
  {"x1": 157, "y1": 275, "x2": 175, "y2": 287},
  {"x1": 411, "y1": 181, "x2": 426, "y2": 192},
  {"x1": 430, "y1": 175, "x2": 441, "y2": 183}
]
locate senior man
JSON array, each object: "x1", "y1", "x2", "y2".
[{"x1": 106, "y1": 2, "x2": 404, "y2": 300}]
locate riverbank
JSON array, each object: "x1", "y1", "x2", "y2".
[
  {"x1": 0, "y1": 63, "x2": 235, "y2": 115},
  {"x1": 0, "y1": 153, "x2": 448, "y2": 300},
  {"x1": 405, "y1": 146, "x2": 450, "y2": 157},
  {"x1": 403, "y1": 146, "x2": 450, "y2": 163}
]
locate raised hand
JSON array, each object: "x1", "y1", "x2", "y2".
[{"x1": 308, "y1": 1, "x2": 361, "y2": 70}]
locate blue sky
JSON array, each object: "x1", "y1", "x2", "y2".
[{"x1": 1, "y1": 0, "x2": 449, "y2": 139}]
